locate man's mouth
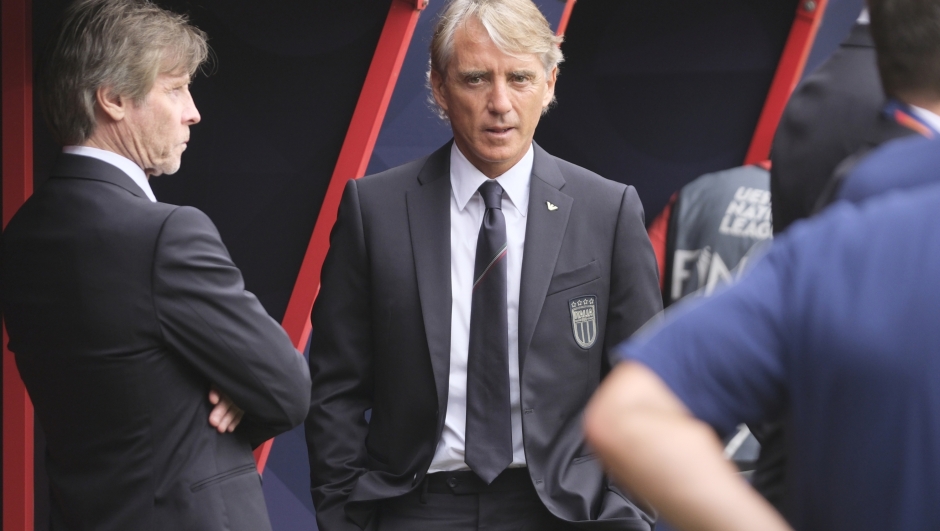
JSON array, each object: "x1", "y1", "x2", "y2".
[{"x1": 485, "y1": 126, "x2": 514, "y2": 134}]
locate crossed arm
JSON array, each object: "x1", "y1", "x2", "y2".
[
  {"x1": 584, "y1": 362, "x2": 792, "y2": 531},
  {"x1": 154, "y1": 206, "x2": 311, "y2": 445}
]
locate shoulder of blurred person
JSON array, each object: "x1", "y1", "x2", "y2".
[{"x1": 837, "y1": 135, "x2": 940, "y2": 204}]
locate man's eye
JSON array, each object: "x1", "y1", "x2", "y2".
[{"x1": 467, "y1": 76, "x2": 483, "y2": 84}]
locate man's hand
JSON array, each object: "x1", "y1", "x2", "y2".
[{"x1": 208, "y1": 387, "x2": 244, "y2": 433}]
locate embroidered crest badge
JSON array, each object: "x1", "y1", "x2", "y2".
[{"x1": 568, "y1": 296, "x2": 598, "y2": 349}]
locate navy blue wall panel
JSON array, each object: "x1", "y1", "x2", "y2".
[
  {"x1": 802, "y1": 0, "x2": 865, "y2": 80},
  {"x1": 533, "y1": 0, "x2": 797, "y2": 224}
]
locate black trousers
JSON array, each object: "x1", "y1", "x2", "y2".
[{"x1": 376, "y1": 468, "x2": 579, "y2": 531}]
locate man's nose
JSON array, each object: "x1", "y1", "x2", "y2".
[
  {"x1": 488, "y1": 80, "x2": 512, "y2": 114},
  {"x1": 183, "y1": 89, "x2": 201, "y2": 125}
]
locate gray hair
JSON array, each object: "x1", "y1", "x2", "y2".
[
  {"x1": 38, "y1": 0, "x2": 210, "y2": 146},
  {"x1": 427, "y1": 0, "x2": 564, "y2": 120}
]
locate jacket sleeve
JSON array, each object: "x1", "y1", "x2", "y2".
[
  {"x1": 152, "y1": 206, "x2": 311, "y2": 446},
  {"x1": 305, "y1": 180, "x2": 376, "y2": 531},
  {"x1": 592, "y1": 185, "x2": 663, "y2": 530},
  {"x1": 604, "y1": 185, "x2": 664, "y2": 368}
]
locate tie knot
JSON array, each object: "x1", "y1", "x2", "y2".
[{"x1": 478, "y1": 180, "x2": 503, "y2": 210}]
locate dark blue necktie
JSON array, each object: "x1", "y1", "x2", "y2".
[{"x1": 465, "y1": 179, "x2": 512, "y2": 484}]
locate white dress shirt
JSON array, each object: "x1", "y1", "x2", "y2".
[
  {"x1": 63, "y1": 146, "x2": 156, "y2": 202},
  {"x1": 909, "y1": 105, "x2": 940, "y2": 135},
  {"x1": 856, "y1": 8, "x2": 869, "y2": 24},
  {"x1": 427, "y1": 143, "x2": 532, "y2": 473}
]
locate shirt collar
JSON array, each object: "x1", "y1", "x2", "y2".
[
  {"x1": 450, "y1": 142, "x2": 532, "y2": 217},
  {"x1": 909, "y1": 105, "x2": 940, "y2": 136},
  {"x1": 63, "y1": 146, "x2": 157, "y2": 202}
]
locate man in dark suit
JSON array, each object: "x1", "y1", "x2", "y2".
[
  {"x1": 815, "y1": 0, "x2": 940, "y2": 206},
  {"x1": 771, "y1": 2, "x2": 940, "y2": 232},
  {"x1": 0, "y1": 1, "x2": 310, "y2": 529},
  {"x1": 305, "y1": 1, "x2": 662, "y2": 530},
  {"x1": 769, "y1": 13, "x2": 891, "y2": 234}
]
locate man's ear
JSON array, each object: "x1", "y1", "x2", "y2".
[
  {"x1": 542, "y1": 66, "x2": 557, "y2": 108},
  {"x1": 430, "y1": 69, "x2": 449, "y2": 114},
  {"x1": 95, "y1": 85, "x2": 128, "y2": 122}
]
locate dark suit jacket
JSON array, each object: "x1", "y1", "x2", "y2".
[
  {"x1": 812, "y1": 109, "x2": 919, "y2": 212},
  {"x1": 305, "y1": 142, "x2": 662, "y2": 531},
  {"x1": 770, "y1": 22, "x2": 890, "y2": 233},
  {"x1": 0, "y1": 154, "x2": 311, "y2": 531}
]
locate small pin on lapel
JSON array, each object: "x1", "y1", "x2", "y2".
[{"x1": 546, "y1": 201, "x2": 558, "y2": 211}]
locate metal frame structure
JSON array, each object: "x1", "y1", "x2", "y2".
[
  {"x1": 2, "y1": 0, "x2": 36, "y2": 529},
  {"x1": 744, "y1": 0, "x2": 830, "y2": 164},
  {"x1": 557, "y1": 0, "x2": 577, "y2": 36}
]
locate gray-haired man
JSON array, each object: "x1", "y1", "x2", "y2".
[
  {"x1": 305, "y1": 1, "x2": 662, "y2": 530},
  {"x1": 0, "y1": 1, "x2": 310, "y2": 529}
]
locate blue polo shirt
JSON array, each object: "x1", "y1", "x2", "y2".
[
  {"x1": 618, "y1": 183, "x2": 940, "y2": 531},
  {"x1": 838, "y1": 135, "x2": 940, "y2": 204}
]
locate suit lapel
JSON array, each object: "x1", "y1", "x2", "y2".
[
  {"x1": 518, "y1": 143, "x2": 572, "y2": 371},
  {"x1": 407, "y1": 143, "x2": 453, "y2": 413}
]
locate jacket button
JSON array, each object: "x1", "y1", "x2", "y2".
[{"x1": 447, "y1": 477, "x2": 458, "y2": 488}]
